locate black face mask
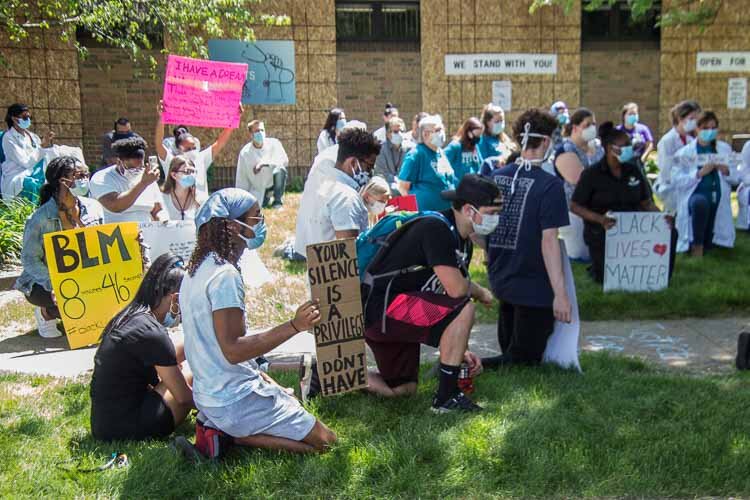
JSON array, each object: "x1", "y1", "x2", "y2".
[
  {"x1": 113, "y1": 131, "x2": 134, "y2": 141},
  {"x1": 469, "y1": 135, "x2": 481, "y2": 146}
]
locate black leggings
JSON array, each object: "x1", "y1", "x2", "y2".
[
  {"x1": 483, "y1": 302, "x2": 555, "y2": 368},
  {"x1": 25, "y1": 284, "x2": 61, "y2": 319}
]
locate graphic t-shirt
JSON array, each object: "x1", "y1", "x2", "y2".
[
  {"x1": 90, "y1": 312, "x2": 177, "y2": 436},
  {"x1": 398, "y1": 143, "x2": 456, "y2": 211},
  {"x1": 443, "y1": 140, "x2": 483, "y2": 181},
  {"x1": 617, "y1": 122, "x2": 654, "y2": 157},
  {"x1": 364, "y1": 209, "x2": 472, "y2": 325},
  {"x1": 488, "y1": 164, "x2": 569, "y2": 307}
]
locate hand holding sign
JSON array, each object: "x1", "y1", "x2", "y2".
[{"x1": 293, "y1": 300, "x2": 322, "y2": 332}]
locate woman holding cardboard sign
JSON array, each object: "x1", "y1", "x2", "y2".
[
  {"x1": 90, "y1": 253, "x2": 193, "y2": 442},
  {"x1": 570, "y1": 122, "x2": 677, "y2": 284},
  {"x1": 15, "y1": 156, "x2": 104, "y2": 338}
]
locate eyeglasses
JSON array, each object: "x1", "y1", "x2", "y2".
[{"x1": 176, "y1": 169, "x2": 197, "y2": 175}]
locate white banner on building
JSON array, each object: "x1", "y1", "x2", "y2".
[
  {"x1": 728, "y1": 77, "x2": 748, "y2": 109},
  {"x1": 445, "y1": 53, "x2": 557, "y2": 76},
  {"x1": 604, "y1": 212, "x2": 671, "y2": 293},
  {"x1": 696, "y1": 52, "x2": 750, "y2": 73},
  {"x1": 492, "y1": 80, "x2": 512, "y2": 110}
]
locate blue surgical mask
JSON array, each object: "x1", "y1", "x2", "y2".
[
  {"x1": 253, "y1": 131, "x2": 265, "y2": 144},
  {"x1": 162, "y1": 299, "x2": 180, "y2": 328},
  {"x1": 617, "y1": 145, "x2": 634, "y2": 163},
  {"x1": 178, "y1": 174, "x2": 196, "y2": 188},
  {"x1": 557, "y1": 113, "x2": 569, "y2": 126},
  {"x1": 430, "y1": 129, "x2": 445, "y2": 149},
  {"x1": 492, "y1": 121, "x2": 505, "y2": 135},
  {"x1": 699, "y1": 129, "x2": 718, "y2": 142},
  {"x1": 336, "y1": 119, "x2": 347, "y2": 131},
  {"x1": 234, "y1": 218, "x2": 267, "y2": 250},
  {"x1": 18, "y1": 117, "x2": 31, "y2": 130},
  {"x1": 390, "y1": 132, "x2": 403, "y2": 146},
  {"x1": 69, "y1": 179, "x2": 89, "y2": 197},
  {"x1": 626, "y1": 114, "x2": 639, "y2": 126}
]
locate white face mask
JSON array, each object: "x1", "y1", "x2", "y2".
[
  {"x1": 122, "y1": 167, "x2": 143, "y2": 183},
  {"x1": 367, "y1": 200, "x2": 387, "y2": 215},
  {"x1": 683, "y1": 118, "x2": 697, "y2": 133},
  {"x1": 581, "y1": 124, "x2": 597, "y2": 142},
  {"x1": 430, "y1": 129, "x2": 445, "y2": 149},
  {"x1": 470, "y1": 206, "x2": 499, "y2": 235},
  {"x1": 390, "y1": 132, "x2": 403, "y2": 146}
]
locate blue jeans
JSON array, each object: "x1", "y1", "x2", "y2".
[
  {"x1": 263, "y1": 168, "x2": 287, "y2": 206},
  {"x1": 689, "y1": 192, "x2": 716, "y2": 248}
]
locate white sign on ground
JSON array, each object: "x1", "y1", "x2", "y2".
[
  {"x1": 492, "y1": 80, "x2": 512, "y2": 110},
  {"x1": 696, "y1": 52, "x2": 750, "y2": 73},
  {"x1": 728, "y1": 77, "x2": 748, "y2": 109},
  {"x1": 445, "y1": 53, "x2": 557, "y2": 75},
  {"x1": 604, "y1": 212, "x2": 671, "y2": 293}
]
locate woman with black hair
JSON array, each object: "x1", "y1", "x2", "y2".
[
  {"x1": 672, "y1": 111, "x2": 736, "y2": 257},
  {"x1": 1, "y1": 103, "x2": 55, "y2": 199},
  {"x1": 571, "y1": 122, "x2": 677, "y2": 283},
  {"x1": 15, "y1": 156, "x2": 104, "y2": 338},
  {"x1": 316, "y1": 107, "x2": 346, "y2": 153},
  {"x1": 90, "y1": 253, "x2": 193, "y2": 442},
  {"x1": 373, "y1": 102, "x2": 399, "y2": 143}
]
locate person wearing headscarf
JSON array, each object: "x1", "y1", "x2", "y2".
[{"x1": 180, "y1": 188, "x2": 336, "y2": 456}]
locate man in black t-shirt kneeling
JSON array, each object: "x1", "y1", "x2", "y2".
[{"x1": 364, "y1": 175, "x2": 501, "y2": 413}]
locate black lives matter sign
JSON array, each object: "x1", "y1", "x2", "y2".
[{"x1": 306, "y1": 238, "x2": 368, "y2": 396}]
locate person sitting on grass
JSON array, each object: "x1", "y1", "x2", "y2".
[
  {"x1": 301, "y1": 175, "x2": 499, "y2": 413},
  {"x1": 15, "y1": 156, "x2": 104, "y2": 339},
  {"x1": 181, "y1": 188, "x2": 336, "y2": 456},
  {"x1": 90, "y1": 253, "x2": 193, "y2": 442}
]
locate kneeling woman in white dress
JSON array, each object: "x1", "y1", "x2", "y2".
[{"x1": 672, "y1": 111, "x2": 736, "y2": 257}]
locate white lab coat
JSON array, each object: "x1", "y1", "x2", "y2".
[
  {"x1": 1, "y1": 128, "x2": 43, "y2": 199},
  {"x1": 672, "y1": 140, "x2": 736, "y2": 252},
  {"x1": 316, "y1": 129, "x2": 336, "y2": 153},
  {"x1": 235, "y1": 137, "x2": 289, "y2": 204},
  {"x1": 736, "y1": 141, "x2": 750, "y2": 230},
  {"x1": 654, "y1": 127, "x2": 695, "y2": 213}
]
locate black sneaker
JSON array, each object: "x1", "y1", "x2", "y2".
[
  {"x1": 298, "y1": 353, "x2": 322, "y2": 403},
  {"x1": 172, "y1": 436, "x2": 204, "y2": 464},
  {"x1": 431, "y1": 392, "x2": 482, "y2": 414}
]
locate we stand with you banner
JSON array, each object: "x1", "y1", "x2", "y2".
[
  {"x1": 43, "y1": 223, "x2": 143, "y2": 349},
  {"x1": 162, "y1": 55, "x2": 247, "y2": 129},
  {"x1": 306, "y1": 239, "x2": 368, "y2": 396}
]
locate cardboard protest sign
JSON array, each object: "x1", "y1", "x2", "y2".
[
  {"x1": 306, "y1": 239, "x2": 368, "y2": 396},
  {"x1": 162, "y1": 55, "x2": 247, "y2": 129},
  {"x1": 43, "y1": 223, "x2": 143, "y2": 349},
  {"x1": 139, "y1": 220, "x2": 196, "y2": 263},
  {"x1": 604, "y1": 212, "x2": 671, "y2": 293}
]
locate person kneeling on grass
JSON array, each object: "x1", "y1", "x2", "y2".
[
  {"x1": 301, "y1": 175, "x2": 499, "y2": 413},
  {"x1": 181, "y1": 188, "x2": 336, "y2": 456},
  {"x1": 90, "y1": 253, "x2": 193, "y2": 442}
]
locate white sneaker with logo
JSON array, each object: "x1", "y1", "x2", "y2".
[{"x1": 34, "y1": 307, "x2": 62, "y2": 338}]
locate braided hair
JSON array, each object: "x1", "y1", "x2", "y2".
[
  {"x1": 39, "y1": 156, "x2": 80, "y2": 206},
  {"x1": 187, "y1": 217, "x2": 242, "y2": 277},
  {"x1": 101, "y1": 253, "x2": 185, "y2": 341}
]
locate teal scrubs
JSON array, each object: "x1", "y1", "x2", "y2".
[
  {"x1": 399, "y1": 143, "x2": 456, "y2": 211},
  {"x1": 478, "y1": 134, "x2": 503, "y2": 161},
  {"x1": 443, "y1": 140, "x2": 483, "y2": 181}
]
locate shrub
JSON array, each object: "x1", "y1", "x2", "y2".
[{"x1": 0, "y1": 197, "x2": 35, "y2": 266}]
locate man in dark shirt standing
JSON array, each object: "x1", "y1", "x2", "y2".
[
  {"x1": 364, "y1": 175, "x2": 500, "y2": 413},
  {"x1": 482, "y1": 108, "x2": 572, "y2": 369},
  {"x1": 101, "y1": 117, "x2": 142, "y2": 168}
]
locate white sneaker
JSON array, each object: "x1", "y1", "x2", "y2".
[{"x1": 34, "y1": 307, "x2": 62, "y2": 338}]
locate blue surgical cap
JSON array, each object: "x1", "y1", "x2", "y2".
[{"x1": 194, "y1": 188, "x2": 258, "y2": 234}]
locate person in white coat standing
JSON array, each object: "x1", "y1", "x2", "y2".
[
  {"x1": 236, "y1": 120, "x2": 289, "y2": 207},
  {"x1": 655, "y1": 100, "x2": 701, "y2": 213},
  {"x1": 672, "y1": 111, "x2": 736, "y2": 257}
]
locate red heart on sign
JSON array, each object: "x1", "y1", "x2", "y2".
[{"x1": 653, "y1": 244, "x2": 667, "y2": 256}]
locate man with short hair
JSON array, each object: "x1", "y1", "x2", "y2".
[
  {"x1": 236, "y1": 120, "x2": 289, "y2": 207},
  {"x1": 90, "y1": 136, "x2": 164, "y2": 223},
  {"x1": 101, "y1": 118, "x2": 142, "y2": 168},
  {"x1": 294, "y1": 128, "x2": 381, "y2": 257}
]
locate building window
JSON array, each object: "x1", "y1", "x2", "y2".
[
  {"x1": 582, "y1": 0, "x2": 660, "y2": 46},
  {"x1": 336, "y1": 1, "x2": 419, "y2": 42}
]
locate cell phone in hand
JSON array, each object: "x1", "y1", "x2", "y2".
[{"x1": 148, "y1": 156, "x2": 158, "y2": 170}]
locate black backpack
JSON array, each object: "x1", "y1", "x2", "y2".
[{"x1": 736, "y1": 332, "x2": 750, "y2": 370}]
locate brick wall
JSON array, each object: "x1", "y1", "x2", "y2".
[
  {"x1": 0, "y1": 28, "x2": 82, "y2": 148},
  {"x1": 337, "y1": 44, "x2": 422, "y2": 133},
  {"x1": 660, "y1": 0, "x2": 750, "y2": 140},
  {"x1": 581, "y1": 45, "x2": 660, "y2": 136},
  {"x1": 420, "y1": 0, "x2": 581, "y2": 137}
]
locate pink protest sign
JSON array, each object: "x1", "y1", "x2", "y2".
[{"x1": 162, "y1": 55, "x2": 247, "y2": 129}]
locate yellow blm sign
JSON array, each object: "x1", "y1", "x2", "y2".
[
  {"x1": 42, "y1": 222, "x2": 143, "y2": 350},
  {"x1": 306, "y1": 238, "x2": 368, "y2": 396}
]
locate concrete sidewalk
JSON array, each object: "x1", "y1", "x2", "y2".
[{"x1": 1, "y1": 317, "x2": 747, "y2": 378}]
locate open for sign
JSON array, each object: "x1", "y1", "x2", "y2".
[
  {"x1": 43, "y1": 222, "x2": 143, "y2": 349},
  {"x1": 306, "y1": 238, "x2": 368, "y2": 396}
]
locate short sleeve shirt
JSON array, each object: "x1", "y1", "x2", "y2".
[
  {"x1": 89, "y1": 165, "x2": 163, "y2": 223},
  {"x1": 398, "y1": 143, "x2": 456, "y2": 211},
  {"x1": 443, "y1": 140, "x2": 483, "y2": 181},
  {"x1": 487, "y1": 164, "x2": 569, "y2": 307},
  {"x1": 617, "y1": 123, "x2": 654, "y2": 156},
  {"x1": 165, "y1": 147, "x2": 212, "y2": 199}
]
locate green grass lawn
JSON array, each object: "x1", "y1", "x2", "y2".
[
  {"x1": 3, "y1": 354, "x2": 750, "y2": 497},
  {"x1": 470, "y1": 229, "x2": 750, "y2": 324}
]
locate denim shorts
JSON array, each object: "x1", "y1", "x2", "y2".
[{"x1": 198, "y1": 382, "x2": 316, "y2": 441}]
